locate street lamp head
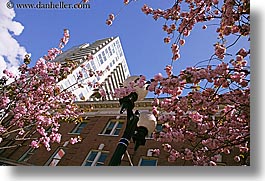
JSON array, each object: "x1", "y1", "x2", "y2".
[
  {"x1": 137, "y1": 111, "x2": 157, "y2": 135},
  {"x1": 132, "y1": 111, "x2": 157, "y2": 151}
]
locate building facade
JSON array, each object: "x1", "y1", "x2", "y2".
[
  {"x1": 0, "y1": 99, "x2": 242, "y2": 166},
  {"x1": 54, "y1": 36, "x2": 130, "y2": 101}
]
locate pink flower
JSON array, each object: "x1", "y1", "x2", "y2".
[
  {"x1": 152, "y1": 106, "x2": 159, "y2": 116},
  {"x1": 106, "y1": 19, "x2": 112, "y2": 26},
  {"x1": 109, "y1": 14, "x2": 115, "y2": 21},
  {"x1": 0, "y1": 96, "x2": 10, "y2": 108},
  {"x1": 70, "y1": 136, "x2": 81, "y2": 144},
  {"x1": 189, "y1": 112, "x2": 203, "y2": 123},
  {"x1": 237, "y1": 48, "x2": 248, "y2": 57},
  {"x1": 0, "y1": 126, "x2": 6, "y2": 134},
  {"x1": 164, "y1": 37, "x2": 171, "y2": 44},
  {"x1": 3, "y1": 69, "x2": 15, "y2": 78},
  {"x1": 162, "y1": 143, "x2": 172, "y2": 152},
  {"x1": 154, "y1": 73, "x2": 163, "y2": 81},
  {"x1": 212, "y1": 0, "x2": 219, "y2": 4},
  {"x1": 31, "y1": 140, "x2": 39, "y2": 148},
  {"x1": 164, "y1": 65, "x2": 173, "y2": 77},
  {"x1": 99, "y1": 89, "x2": 107, "y2": 97},
  {"x1": 152, "y1": 149, "x2": 160, "y2": 156},
  {"x1": 179, "y1": 39, "x2": 185, "y2": 46},
  {"x1": 234, "y1": 156, "x2": 241, "y2": 162},
  {"x1": 168, "y1": 154, "x2": 176, "y2": 162},
  {"x1": 152, "y1": 98, "x2": 159, "y2": 106},
  {"x1": 215, "y1": 43, "x2": 226, "y2": 59}
]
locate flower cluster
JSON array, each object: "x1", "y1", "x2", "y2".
[
  {"x1": 148, "y1": 57, "x2": 249, "y2": 165},
  {"x1": 0, "y1": 30, "x2": 82, "y2": 151},
  {"x1": 140, "y1": 0, "x2": 249, "y2": 62},
  {"x1": 106, "y1": 13, "x2": 115, "y2": 26}
]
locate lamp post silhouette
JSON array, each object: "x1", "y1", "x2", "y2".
[{"x1": 108, "y1": 76, "x2": 157, "y2": 166}]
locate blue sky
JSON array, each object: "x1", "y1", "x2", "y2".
[{"x1": 2, "y1": 0, "x2": 249, "y2": 93}]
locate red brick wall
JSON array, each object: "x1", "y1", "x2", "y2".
[{"x1": 0, "y1": 115, "x2": 244, "y2": 166}]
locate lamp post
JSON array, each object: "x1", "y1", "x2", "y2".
[{"x1": 108, "y1": 76, "x2": 157, "y2": 166}]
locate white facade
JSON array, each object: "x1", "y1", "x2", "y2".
[{"x1": 54, "y1": 37, "x2": 130, "y2": 101}]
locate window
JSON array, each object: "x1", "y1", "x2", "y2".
[
  {"x1": 101, "y1": 120, "x2": 124, "y2": 136},
  {"x1": 90, "y1": 60, "x2": 96, "y2": 70},
  {"x1": 18, "y1": 147, "x2": 36, "y2": 162},
  {"x1": 111, "y1": 44, "x2": 115, "y2": 54},
  {"x1": 82, "y1": 69, "x2": 89, "y2": 79},
  {"x1": 108, "y1": 47, "x2": 112, "y2": 56},
  {"x1": 95, "y1": 56, "x2": 101, "y2": 67},
  {"x1": 86, "y1": 62, "x2": 91, "y2": 70},
  {"x1": 63, "y1": 79, "x2": 71, "y2": 90},
  {"x1": 68, "y1": 74, "x2": 76, "y2": 85},
  {"x1": 71, "y1": 122, "x2": 87, "y2": 134},
  {"x1": 122, "y1": 61, "x2": 128, "y2": 73},
  {"x1": 102, "y1": 51, "x2": 107, "y2": 62},
  {"x1": 82, "y1": 147, "x2": 109, "y2": 166},
  {"x1": 79, "y1": 92, "x2": 85, "y2": 100},
  {"x1": 47, "y1": 148, "x2": 65, "y2": 166},
  {"x1": 116, "y1": 40, "x2": 123, "y2": 57},
  {"x1": 138, "y1": 156, "x2": 158, "y2": 166},
  {"x1": 98, "y1": 54, "x2": 104, "y2": 64},
  {"x1": 105, "y1": 49, "x2": 109, "y2": 58}
]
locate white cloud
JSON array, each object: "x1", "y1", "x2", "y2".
[{"x1": 0, "y1": 0, "x2": 27, "y2": 79}]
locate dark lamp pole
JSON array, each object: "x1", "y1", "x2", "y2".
[{"x1": 108, "y1": 76, "x2": 156, "y2": 166}]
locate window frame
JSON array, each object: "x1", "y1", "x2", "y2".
[
  {"x1": 100, "y1": 119, "x2": 124, "y2": 136},
  {"x1": 138, "y1": 156, "x2": 158, "y2": 166},
  {"x1": 82, "y1": 150, "x2": 109, "y2": 166},
  {"x1": 46, "y1": 147, "x2": 65, "y2": 166},
  {"x1": 18, "y1": 147, "x2": 36, "y2": 162},
  {"x1": 70, "y1": 122, "x2": 88, "y2": 134}
]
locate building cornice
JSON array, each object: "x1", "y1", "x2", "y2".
[{"x1": 75, "y1": 98, "x2": 154, "y2": 117}]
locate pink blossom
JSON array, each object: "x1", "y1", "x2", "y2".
[
  {"x1": 0, "y1": 126, "x2": 6, "y2": 134},
  {"x1": 30, "y1": 140, "x2": 39, "y2": 148},
  {"x1": 108, "y1": 13, "x2": 115, "y2": 21},
  {"x1": 168, "y1": 154, "x2": 176, "y2": 162},
  {"x1": 0, "y1": 96, "x2": 10, "y2": 108},
  {"x1": 179, "y1": 39, "x2": 185, "y2": 46},
  {"x1": 70, "y1": 136, "x2": 81, "y2": 144},
  {"x1": 106, "y1": 19, "x2": 112, "y2": 26},
  {"x1": 162, "y1": 143, "x2": 172, "y2": 152},
  {"x1": 189, "y1": 112, "x2": 203, "y2": 123},
  {"x1": 234, "y1": 156, "x2": 241, "y2": 162},
  {"x1": 151, "y1": 149, "x2": 160, "y2": 157},
  {"x1": 154, "y1": 73, "x2": 163, "y2": 81},
  {"x1": 164, "y1": 37, "x2": 171, "y2": 44}
]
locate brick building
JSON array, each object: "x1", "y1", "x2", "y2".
[{"x1": 0, "y1": 99, "x2": 242, "y2": 166}]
